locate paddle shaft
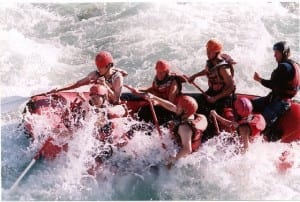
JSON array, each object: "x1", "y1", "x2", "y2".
[
  {"x1": 190, "y1": 81, "x2": 206, "y2": 95},
  {"x1": 181, "y1": 75, "x2": 206, "y2": 95},
  {"x1": 8, "y1": 138, "x2": 49, "y2": 191},
  {"x1": 212, "y1": 114, "x2": 220, "y2": 134},
  {"x1": 148, "y1": 100, "x2": 162, "y2": 137},
  {"x1": 9, "y1": 158, "x2": 37, "y2": 191}
]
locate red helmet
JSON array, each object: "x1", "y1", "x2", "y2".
[
  {"x1": 234, "y1": 97, "x2": 253, "y2": 117},
  {"x1": 95, "y1": 51, "x2": 113, "y2": 69},
  {"x1": 206, "y1": 39, "x2": 223, "y2": 53},
  {"x1": 89, "y1": 85, "x2": 108, "y2": 98},
  {"x1": 155, "y1": 60, "x2": 170, "y2": 72},
  {"x1": 176, "y1": 95, "x2": 198, "y2": 117}
]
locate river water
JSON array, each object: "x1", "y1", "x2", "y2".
[{"x1": 1, "y1": 1, "x2": 300, "y2": 200}]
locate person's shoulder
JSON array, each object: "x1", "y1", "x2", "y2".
[
  {"x1": 278, "y1": 62, "x2": 293, "y2": 73},
  {"x1": 218, "y1": 66, "x2": 233, "y2": 77},
  {"x1": 218, "y1": 60, "x2": 231, "y2": 68},
  {"x1": 110, "y1": 69, "x2": 124, "y2": 81},
  {"x1": 112, "y1": 67, "x2": 128, "y2": 77},
  {"x1": 87, "y1": 70, "x2": 99, "y2": 77},
  {"x1": 85, "y1": 71, "x2": 99, "y2": 81},
  {"x1": 169, "y1": 73, "x2": 186, "y2": 83}
]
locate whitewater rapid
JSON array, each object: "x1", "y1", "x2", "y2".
[{"x1": 1, "y1": 2, "x2": 300, "y2": 200}]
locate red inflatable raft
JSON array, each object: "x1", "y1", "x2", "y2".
[{"x1": 23, "y1": 92, "x2": 300, "y2": 159}]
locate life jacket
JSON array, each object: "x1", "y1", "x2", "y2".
[
  {"x1": 171, "y1": 114, "x2": 205, "y2": 152},
  {"x1": 206, "y1": 58, "x2": 235, "y2": 93},
  {"x1": 95, "y1": 68, "x2": 127, "y2": 104},
  {"x1": 238, "y1": 114, "x2": 266, "y2": 138},
  {"x1": 278, "y1": 60, "x2": 300, "y2": 98},
  {"x1": 151, "y1": 72, "x2": 186, "y2": 101},
  {"x1": 96, "y1": 68, "x2": 125, "y2": 89}
]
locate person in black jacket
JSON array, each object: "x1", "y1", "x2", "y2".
[{"x1": 252, "y1": 41, "x2": 300, "y2": 141}]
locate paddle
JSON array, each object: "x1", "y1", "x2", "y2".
[
  {"x1": 9, "y1": 140, "x2": 46, "y2": 191},
  {"x1": 9, "y1": 158, "x2": 37, "y2": 191},
  {"x1": 211, "y1": 113, "x2": 220, "y2": 134},
  {"x1": 181, "y1": 74, "x2": 207, "y2": 95},
  {"x1": 9, "y1": 137, "x2": 66, "y2": 191},
  {"x1": 148, "y1": 99, "x2": 163, "y2": 137}
]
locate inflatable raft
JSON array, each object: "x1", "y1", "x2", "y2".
[{"x1": 22, "y1": 91, "x2": 300, "y2": 159}]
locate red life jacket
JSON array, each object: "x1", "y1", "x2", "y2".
[
  {"x1": 171, "y1": 114, "x2": 205, "y2": 152},
  {"x1": 238, "y1": 114, "x2": 266, "y2": 138},
  {"x1": 206, "y1": 59, "x2": 235, "y2": 93},
  {"x1": 283, "y1": 60, "x2": 300, "y2": 98},
  {"x1": 151, "y1": 73, "x2": 186, "y2": 101}
]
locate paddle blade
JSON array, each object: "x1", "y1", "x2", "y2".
[{"x1": 39, "y1": 138, "x2": 68, "y2": 160}]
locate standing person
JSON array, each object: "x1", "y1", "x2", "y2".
[
  {"x1": 210, "y1": 97, "x2": 266, "y2": 153},
  {"x1": 145, "y1": 93, "x2": 207, "y2": 162},
  {"x1": 187, "y1": 39, "x2": 236, "y2": 139},
  {"x1": 252, "y1": 41, "x2": 300, "y2": 141},
  {"x1": 137, "y1": 59, "x2": 186, "y2": 124},
  {"x1": 47, "y1": 51, "x2": 127, "y2": 104}
]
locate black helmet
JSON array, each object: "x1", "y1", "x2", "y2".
[{"x1": 273, "y1": 41, "x2": 290, "y2": 57}]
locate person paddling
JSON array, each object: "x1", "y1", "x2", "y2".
[
  {"x1": 47, "y1": 51, "x2": 127, "y2": 104},
  {"x1": 144, "y1": 93, "x2": 208, "y2": 164},
  {"x1": 137, "y1": 59, "x2": 186, "y2": 124},
  {"x1": 210, "y1": 97, "x2": 266, "y2": 153},
  {"x1": 252, "y1": 41, "x2": 300, "y2": 141},
  {"x1": 187, "y1": 39, "x2": 236, "y2": 140}
]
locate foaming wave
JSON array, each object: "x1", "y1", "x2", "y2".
[
  {"x1": 148, "y1": 133, "x2": 300, "y2": 200},
  {"x1": 0, "y1": 29, "x2": 63, "y2": 96},
  {"x1": 1, "y1": 2, "x2": 300, "y2": 200},
  {"x1": 3, "y1": 106, "x2": 300, "y2": 200}
]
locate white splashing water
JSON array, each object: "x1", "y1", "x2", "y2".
[{"x1": 1, "y1": 2, "x2": 300, "y2": 200}]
